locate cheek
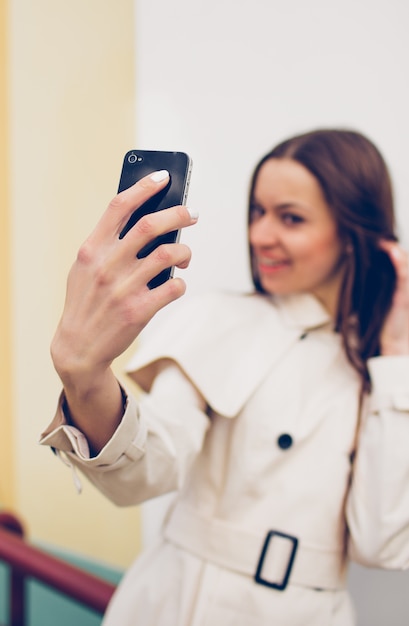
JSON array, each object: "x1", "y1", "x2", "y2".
[{"x1": 299, "y1": 232, "x2": 343, "y2": 268}]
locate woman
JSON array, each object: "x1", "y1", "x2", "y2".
[{"x1": 41, "y1": 129, "x2": 409, "y2": 625}]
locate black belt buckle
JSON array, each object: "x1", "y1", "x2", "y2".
[{"x1": 254, "y1": 530, "x2": 298, "y2": 591}]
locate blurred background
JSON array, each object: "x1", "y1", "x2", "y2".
[{"x1": 1, "y1": 0, "x2": 408, "y2": 623}]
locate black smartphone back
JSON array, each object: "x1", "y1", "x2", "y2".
[{"x1": 118, "y1": 150, "x2": 192, "y2": 289}]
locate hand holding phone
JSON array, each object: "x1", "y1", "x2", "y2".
[
  {"x1": 50, "y1": 154, "x2": 196, "y2": 454},
  {"x1": 118, "y1": 150, "x2": 192, "y2": 289}
]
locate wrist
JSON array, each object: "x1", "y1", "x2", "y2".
[
  {"x1": 51, "y1": 336, "x2": 112, "y2": 396},
  {"x1": 61, "y1": 380, "x2": 127, "y2": 426},
  {"x1": 59, "y1": 368, "x2": 118, "y2": 405},
  {"x1": 59, "y1": 371, "x2": 125, "y2": 454}
]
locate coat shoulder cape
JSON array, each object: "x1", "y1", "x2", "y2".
[{"x1": 126, "y1": 291, "x2": 330, "y2": 417}]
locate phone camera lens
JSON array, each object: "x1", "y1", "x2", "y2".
[{"x1": 128, "y1": 154, "x2": 144, "y2": 163}]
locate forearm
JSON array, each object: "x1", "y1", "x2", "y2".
[{"x1": 41, "y1": 363, "x2": 209, "y2": 506}]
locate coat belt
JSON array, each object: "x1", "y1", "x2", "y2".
[{"x1": 163, "y1": 503, "x2": 347, "y2": 591}]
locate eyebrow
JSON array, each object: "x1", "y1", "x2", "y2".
[{"x1": 252, "y1": 199, "x2": 312, "y2": 212}]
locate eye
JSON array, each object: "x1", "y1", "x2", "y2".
[
  {"x1": 281, "y1": 212, "x2": 304, "y2": 226},
  {"x1": 249, "y1": 204, "x2": 265, "y2": 222}
]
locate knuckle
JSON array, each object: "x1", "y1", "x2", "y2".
[
  {"x1": 167, "y1": 277, "x2": 186, "y2": 299},
  {"x1": 108, "y1": 193, "x2": 127, "y2": 213},
  {"x1": 174, "y1": 204, "x2": 191, "y2": 224},
  {"x1": 120, "y1": 300, "x2": 139, "y2": 325},
  {"x1": 154, "y1": 245, "x2": 172, "y2": 264},
  {"x1": 181, "y1": 243, "x2": 192, "y2": 260},
  {"x1": 174, "y1": 243, "x2": 191, "y2": 264},
  {"x1": 135, "y1": 214, "x2": 155, "y2": 236},
  {"x1": 76, "y1": 240, "x2": 114, "y2": 287},
  {"x1": 94, "y1": 263, "x2": 113, "y2": 287},
  {"x1": 137, "y1": 176, "x2": 155, "y2": 191},
  {"x1": 122, "y1": 292, "x2": 151, "y2": 326},
  {"x1": 76, "y1": 240, "x2": 95, "y2": 266},
  {"x1": 175, "y1": 204, "x2": 185, "y2": 219}
]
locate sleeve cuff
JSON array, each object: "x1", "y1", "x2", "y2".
[{"x1": 39, "y1": 389, "x2": 145, "y2": 466}]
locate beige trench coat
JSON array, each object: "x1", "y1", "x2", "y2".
[{"x1": 41, "y1": 292, "x2": 409, "y2": 626}]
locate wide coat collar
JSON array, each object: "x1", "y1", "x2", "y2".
[{"x1": 127, "y1": 291, "x2": 332, "y2": 418}]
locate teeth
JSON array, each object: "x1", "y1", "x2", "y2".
[{"x1": 260, "y1": 258, "x2": 286, "y2": 266}]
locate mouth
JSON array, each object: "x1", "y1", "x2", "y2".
[{"x1": 256, "y1": 256, "x2": 291, "y2": 272}]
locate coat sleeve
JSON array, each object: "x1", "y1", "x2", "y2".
[
  {"x1": 346, "y1": 355, "x2": 409, "y2": 569},
  {"x1": 39, "y1": 362, "x2": 210, "y2": 506}
]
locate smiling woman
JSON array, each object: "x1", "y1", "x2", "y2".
[
  {"x1": 249, "y1": 129, "x2": 398, "y2": 389},
  {"x1": 40, "y1": 127, "x2": 409, "y2": 626}
]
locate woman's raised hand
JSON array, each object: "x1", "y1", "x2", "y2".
[
  {"x1": 50, "y1": 171, "x2": 198, "y2": 452},
  {"x1": 378, "y1": 240, "x2": 409, "y2": 356}
]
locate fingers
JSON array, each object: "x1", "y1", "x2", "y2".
[
  {"x1": 77, "y1": 176, "x2": 198, "y2": 288},
  {"x1": 125, "y1": 242, "x2": 193, "y2": 291},
  {"x1": 143, "y1": 276, "x2": 188, "y2": 315},
  {"x1": 95, "y1": 170, "x2": 172, "y2": 241},
  {"x1": 98, "y1": 168, "x2": 198, "y2": 259},
  {"x1": 121, "y1": 204, "x2": 198, "y2": 261},
  {"x1": 378, "y1": 240, "x2": 409, "y2": 355},
  {"x1": 378, "y1": 239, "x2": 407, "y2": 269},
  {"x1": 378, "y1": 240, "x2": 409, "y2": 292}
]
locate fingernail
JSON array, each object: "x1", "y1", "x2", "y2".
[
  {"x1": 390, "y1": 246, "x2": 403, "y2": 261},
  {"x1": 187, "y1": 207, "x2": 199, "y2": 220},
  {"x1": 150, "y1": 170, "x2": 169, "y2": 182}
]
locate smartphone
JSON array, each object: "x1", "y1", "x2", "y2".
[{"x1": 118, "y1": 150, "x2": 192, "y2": 289}]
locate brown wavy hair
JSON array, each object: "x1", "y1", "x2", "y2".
[{"x1": 248, "y1": 129, "x2": 398, "y2": 389}]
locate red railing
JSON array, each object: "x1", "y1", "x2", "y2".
[{"x1": 0, "y1": 512, "x2": 117, "y2": 626}]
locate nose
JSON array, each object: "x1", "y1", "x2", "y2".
[{"x1": 249, "y1": 214, "x2": 280, "y2": 248}]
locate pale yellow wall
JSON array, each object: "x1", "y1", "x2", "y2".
[
  {"x1": 0, "y1": 0, "x2": 14, "y2": 508},
  {"x1": 9, "y1": 0, "x2": 141, "y2": 568}
]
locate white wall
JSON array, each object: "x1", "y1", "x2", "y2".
[
  {"x1": 134, "y1": 0, "x2": 409, "y2": 623},
  {"x1": 135, "y1": 0, "x2": 409, "y2": 297}
]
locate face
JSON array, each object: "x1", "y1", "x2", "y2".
[{"x1": 249, "y1": 158, "x2": 346, "y2": 315}]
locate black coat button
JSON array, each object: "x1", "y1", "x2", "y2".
[{"x1": 277, "y1": 433, "x2": 293, "y2": 450}]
